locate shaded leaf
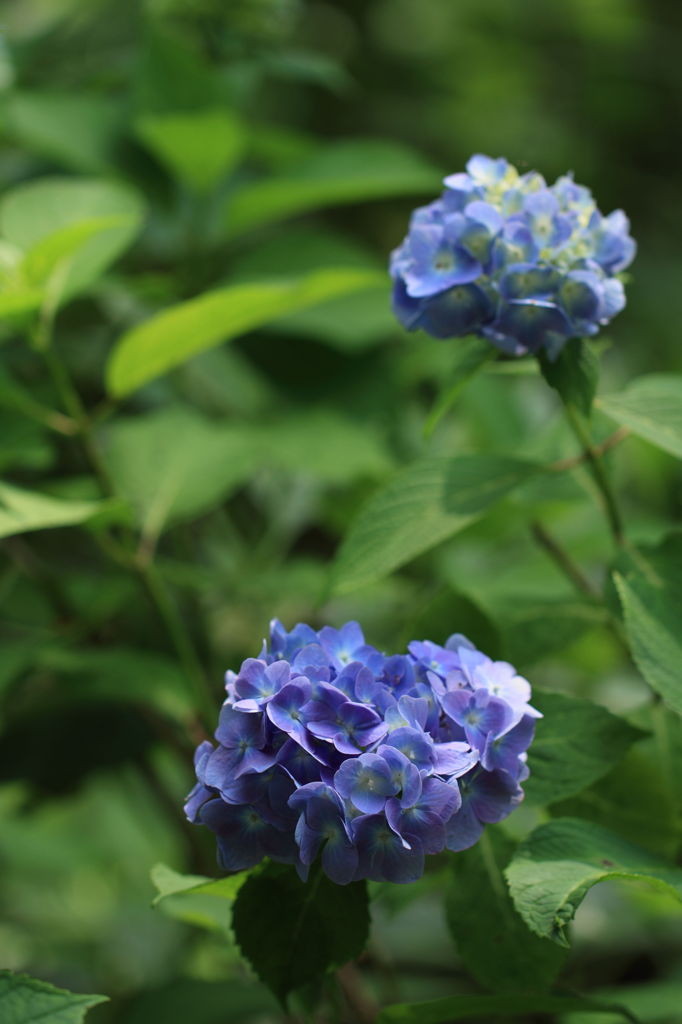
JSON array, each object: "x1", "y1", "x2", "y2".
[
  {"x1": 135, "y1": 108, "x2": 245, "y2": 192},
  {"x1": 232, "y1": 862, "x2": 369, "y2": 1003},
  {"x1": 333, "y1": 455, "x2": 540, "y2": 594},
  {"x1": 424, "y1": 335, "x2": 495, "y2": 437},
  {"x1": 106, "y1": 267, "x2": 383, "y2": 396},
  {"x1": 539, "y1": 338, "x2": 599, "y2": 418},
  {"x1": 0, "y1": 481, "x2": 121, "y2": 539},
  {"x1": 446, "y1": 829, "x2": 565, "y2": 993},
  {"x1": 597, "y1": 374, "x2": 682, "y2": 459},
  {"x1": 377, "y1": 992, "x2": 635, "y2": 1023},
  {"x1": 506, "y1": 817, "x2": 682, "y2": 946},
  {"x1": 0, "y1": 970, "x2": 107, "y2": 1023},
  {"x1": 225, "y1": 139, "x2": 440, "y2": 238},
  {"x1": 525, "y1": 690, "x2": 645, "y2": 805}
]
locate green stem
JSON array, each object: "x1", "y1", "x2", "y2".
[
  {"x1": 563, "y1": 403, "x2": 624, "y2": 546},
  {"x1": 530, "y1": 521, "x2": 600, "y2": 599}
]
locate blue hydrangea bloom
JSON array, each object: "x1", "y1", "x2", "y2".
[
  {"x1": 185, "y1": 620, "x2": 539, "y2": 884},
  {"x1": 390, "y1": 154, "x2": 635, "y2": 357}
]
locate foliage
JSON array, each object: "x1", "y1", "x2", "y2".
[{"x1": 2, "y1": 1, "x2": 682, "y2": 1022}]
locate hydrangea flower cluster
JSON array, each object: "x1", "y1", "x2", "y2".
[
  {"x1": 186, "y1": 621, "x2": 540, "y2": 885},
  {"x1": 390, "y1": 154, "x2": 635, "y2": 357}
]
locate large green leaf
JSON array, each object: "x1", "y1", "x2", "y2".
[
  {"x1": 615, "y1": 565, "x2": 682, "y2": 716},
  {"x1": 101, "y1": 406, "x2": 258, "y2": 536},
  {"x1": 525, "y1": 691, "x2": 645, "y2": 806},
  {"x1": 232, "y1": 863, "x2": 369, "y2": 1003},
  {"x1": 597, "y1": 374, "x2": 682, "y2": 459},
  {"x1": 506, "y1": 817, "x2": 682, "y2": 946},
  {"x1": 333, "y1": 455, "x2": 540, "y2": 593},
  {"x1": 446, "y1": 830, "x2": 565, "y2": 993},
  {"x1": 224, "y1": 138, "x2": 440, "y2": 238},
  {"x1": 0, "y1": 482, "x2": 120, "y2": 539},
  {"x1": 0, "y1": 178, "x2": 144, "y2": 301},
  {"x1": 151, "y1": 864, "x2": 248, "y2": 932},
  {"x1": 377, "y1": 993, "x2": 634, "y2": 1023},
  {"x1": 0, "y1": 971, "x2": 107, "y2": 1024},
  {"x1": 135, "y1": 108, "x2": 245, "y2": 192},
  {"x1": 106, "y1": 267, "x2": 383, "y2": 396},
  {"x1": 2, "y1": 91, "x2": 122, "y2": 173}
]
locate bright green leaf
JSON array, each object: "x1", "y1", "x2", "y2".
[
  {"x1": 135, "y1": 108, "x2": 245, "y2": 192},
  {"x1": 525, "y1": 690, "x2": 645, "y2": 805},
  {"x1": 0, "y1": 481, "x2": 121, "y2": 539},
  {"x1": 0, "y1": 970, "x2": 107, "y2": 1024},
  {"x1": 0, "y1": 178, "x2": 145, "y2": 301},
  {"x1": 597, "y1": 374, "x2": 682, "y2": 459},
  {"x1": 446, "y1": 829, "x2": 565, "y2": 993},
  {"x1": 106, "y1": 267, "x2": 384, "y2": 396},
  {"x1": 150, "y1": 863, "x2": 248, "y2": 932},
  {"x1": 377, "y1": 993, "x2": 635, "y2": 1023},
  {"x1": 232, "y1": 863, "x2": 369, "y2": 1003},
  {"x1": 224, "y1": 139, "x2": 440, "y2": 238},
  {"x1": 333, "y1": 455, "x2": 540, "y2": 594},
  {"x1": 506, "y1": 817, "x2": 682, "y2": 947}
]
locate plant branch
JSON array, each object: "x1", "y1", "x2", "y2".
[
  {"x1": 562, "y1": 405, "x2": 625, "y2": 546},
  {"x1": 530, "y1": 521, "x2": 600, "y2": 599}
]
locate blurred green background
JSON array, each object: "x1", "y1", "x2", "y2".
[{"x1": 1, "y1": 1, "x2": 681, "y2": 1021}]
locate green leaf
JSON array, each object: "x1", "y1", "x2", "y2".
[
  {"x1": 2, "y1": 90, "x2": 122, "y2": 173},
  {"x1": 231, "y1": 862, "x2": 369, "y2": 1003},
  {"x1": 0, "y1": 482, "x2": 121, "y2": 540},
  {"x1": 446, "y1": 829, "x2": 565, "y2": 993},
  {"x1": 333, "y1": 455, "x2": 540, "y2": 594},
  {"x1": 150, "y1": 863, "x2": 248, "y2": 932},
  {"x1": 539, "y1": 338, "x2": 599, "y2": 418},
  {"x1": 563, "y1": 979, "x2": 682, "y2": 1024},
  {"x1": 377, "y1": 993, "x2": 635, "y2": 1023},
  {"x1": 224, "y1": 138, "x2": 440, "y2": 238},
  {"x1": 597, "y1": 374, "x2": 682, "y2": 458},
  {"x1": 524, "y1": 690, "x2": 645, "y2": 805},
  {"x1": 424, "y1": 335, "x2": 495, "y2": 437},
  {"x1": 614, "y1": 562, "x2": 682, "y2": 716},
  {"x1": 101, "y1": 406, "x2": 258, "y2": 536},
  {"x1": 0, "y1": 970, "x2": 107, "y2": 1023},
  {"x1": 0, "y1": 178, "x2": 145, "y2": 301},
  {"x1": 505, "y1": 817, "x2": 682, "y2": 946},
  {"x1": 135, "y1": 108, "x2": 245, "y2": 192},
  {"x1": 106, "y1": 267, "x2": 384, "y2": 397}
]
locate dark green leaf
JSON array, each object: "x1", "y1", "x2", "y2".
[
  {"x1": 525, "y1": 690, "x2": 645, "y2": 805},
  {"x1": 424, "y1": 335, "x2": 495, "y2": 437},
  {"x1": 506, "y1": 817, "x2": 682, "y2": 946},
  {"x1": 597, "y1": 374, "x2": 682, "y2": 458},
  {"x1": 224, "y1": 139, "x2": 440, "y2": 238},
  {"x1": 333, "y1": 455, "x2": 540, "y2": 594},
  {"x1": 0, "y1": 970, "x2": 107, "y2": 1023},
  {"x1": 106, "y1": 267, "x2": 384, "y2": 396},
  {"x1": 539, "y1": 337, "x2": 599, "y2": 418},
  {"x1": 377, "y1": 992, "x2": 635, "y2": 1023},
  {"x1": 446, "y1": 829, "x2": 565, "y2": 993},
  {"x1": 231, "y1": 862, "x2": 369, "y2": 1003}
]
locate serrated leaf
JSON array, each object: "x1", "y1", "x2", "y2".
[
  {"x1": 597, "y1": 374, "x2": 682, "y2": 458},
  {"x1": 377, "y1": 992, "x2": 635, "y2": 1023},
  {"x1": 424, "y1": 335, "x2": 495, "y2": 437},
  {"x1": 0, "y1": 178, "x2": 144, "y2": 301},
  {"x1": 506, "y1": 817, "x2": 682, "y2": 947},
  {"x1": 224, "y1": 138, "x2": 440, "y2": 238},
  {"x1": 539, "y1": 338, "x2": 599, "y2": 418},
  {"x1": 525, "y1": 690, "x2": 645, "y2": 805},
  {"x1": 446, "y1": 829, "x2": 565, "y2": 993},
  {"x1": 0, "y1": 970, "x2": 107, "y2": 1024},
  {"x1": 333, "y1": 455, "x2": 540, "y2": 594},
  {"x1": 0, "y1": 481, "x2": 122, "y2": 539},
  {"x1": 135, "y1": 108, "x2": 245, "y2": 192},
  {"x1": 106, "y1": 267, "x2": 384, "y2": 396},
  {"x1": 231, "y1": 862, "x2": 369, "y2": 1003}
]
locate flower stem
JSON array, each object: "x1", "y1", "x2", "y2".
[
  {"x1": 563, "y1": 402, "x2": 625, "y2": 546},
  {"x1": 530, "y1": 521, "x2": 600, "y2": 599}
]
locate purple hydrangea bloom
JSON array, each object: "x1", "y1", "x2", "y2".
[
  {"x1": 390, "y1": 154, "x2": 635, "y2": 357},
  {"x1": 185, "y1": 623, "x2": 539, "y2": 884}
]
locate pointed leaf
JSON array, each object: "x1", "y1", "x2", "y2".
[
  {"x1": 0, "y1": 482, "x2": 122, "y2": 540},
  {"x1": 597, "y1": 374, "x2": 682, "y2": 459},
  {"x1": 0, "y1": 971, "x2": 107, "y2": 1024},
  {"x1": 506, "y1": 817, "x2": 682, "y2": 947},
  {"x1": 539, "y1": 338, "x2": 599, "y2": 418},
  {"x1": 135, "y1": 108, "x2": 245, "y2": 192}
]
